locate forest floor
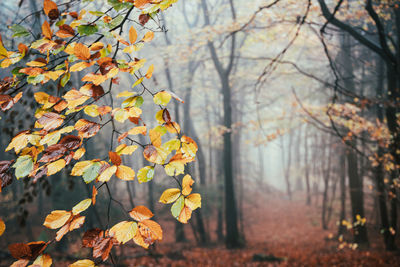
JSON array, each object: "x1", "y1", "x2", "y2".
[
  {"x1": 3, "y1": 191, "x2": 400, "y2": 266},
  {"x1": 108, "y1": 191, "x2": 400, "y2": 267}
]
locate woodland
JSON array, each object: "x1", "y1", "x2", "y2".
[{"x1": 0, "y1": 0, "x2": 400, "y2": 266}]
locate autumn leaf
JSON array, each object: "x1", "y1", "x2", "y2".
[
  {"x1": 92, "y1": 186, "x2": 98, "y2": 205},
  {"x1": 116, "y1": 144, "x2": 138, "y2": 155},
  {"x1": 69, "y1": 259, "x2": 95, "y2": 267},
  {"x1": 159, "y1": 188, "x2": 181, "y2": 204},
  {"x1": 185, "y1": 193, "x2": 201, "y2": 211},
  {"x1": 31, "y1": 254, "x2": 52, "y2": 267},
  {"x1": 137, "y1": 166, "x2": 154, "y2": 183},
  {"x1": 97, "y1": 165, "x2": 117, "y2": 182},
  {"x1": 43, "y1": 0, "x2": 59, "y2": 19},
  {"x1": 129, "y1": 26, "x2": 137, "y2": 44},
  {"x1": 115, "y1": 165, "x2": 135, "y2": 181},
  {"x1": 153, "y1": 91, "x2": 171, "y2": 106},
  {"x1": 109, "y1": 151, "x2": 122, "y2": 166},
  {"x1": 43, "y1": 210, "x2": 72, "y2": 229},
  {"x1": 72, "y1": 199, "x2": 92, "y2": 215},
  {"x1": 182, "y1": 174, "x2": 194, "y2": 196},
  {"x1": 42, "y1": 21, "x2": 52, "y2": 39},
  {"x1": 0, "y1": 218, "x2": 5, "y2": 236},
  {"x1": 110, "y1": 221, "x2": 137, "y2": 244},
  {"x1": 145, "y1": 64, "x2": 154, "y2": 79},
  {"x1": 74, "y1": 43, "x2": 91, "y2": 60},
  {"x1": 138, "y1": 219, "x2": 163, "y2": 244},
  {"x1": 47, "y1": 159, "x2": 66, "y2": 176},
  {"x1": 142, "y1": 31, "x2": 154, "y2": 42},
  {"x1": 129, "y1": 206, "x2": 154, "y2": 221},
  {"x1": 74, "y1": 119, "x2": 100, "y2": 138}
]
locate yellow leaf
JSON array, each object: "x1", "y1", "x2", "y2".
[
  {"x1": 71, "y1": 161, "x2": 92, "y2": 176},
  {"x1": 142, "y1": 31, "x2": 154, "y2": 42},
  {"x1": 137, "y1": 166, "x2": 154, "y2": 183},
  {"x1": 116, "y1": 91, "x2": 135, "y2": 98},
  {"x1": 32, "y1": 254, "x2": 52, "y2": 267},
  {"x1": 145, "y1": 64, "x2": 154, "y2": 79},
  {"x1": 182, "y1": 174, "x2": 194, "y2": 196},
  {"x1": 72, "y1": 199, "x2": 92, "y2": 215},
  {"x1": 47, "y1": 159, "x2": 66, "y2": 176},
  {"x1": 153, "y1": 91, "x2": 171, "y2": 106},
  {"x1": 73, "y1": 148, "x2": 86, "y2": 160},
  {"x1": 97, "y1": 165, "x2": 117, "y2": 182},
  {"x1": 129, "y1": 26, "x2": 137, "y2": 44},
  {"x1": 69, "y1": 260, "x2": 95, "y2": 267},
  {"x1": 185, "y1": 193, "x2": 201, "y2": 210},
  {"x1": 110, "y1": 221, "x2": 137, "y2": 244},
  {"x1": 132, "y1": 77, "x2": 144, "y2": 88},
  {"x1": 70, "y1": 61, "x2": 94, "y2": 72},
  {"x1": 164, "y1": 161, "x2": 185, "y2": 176},
  {"x1": 34, "y1": 92, "x2": 50, "y2": 104},
  {"x1": 116, "y1": 165, "x2": 135, "y2": 181},
  {"x1": 112, "y1": 108, "x2": 129, "y2": 123},
  {"x1": 43, "y1": 210, "x2": 71, "y2": 229},
  {"x1": 84, "y1": 105, "x2": 100, "y2": 117},
  {"x1": 116, "y1": 144, "x2": 138, "y2": 155},
  {"x1": 127, "y1": 126, "x2": 147, "y2": 136},
  {"x1": 159, "y1": 188, "x2": 181, "y2": 204},
  {"x1": 6, "y1": 131, "x2": 29, "y2": 153},
  {"x1": 0, "y1": 218, "x2": 5, "y2": 236}
]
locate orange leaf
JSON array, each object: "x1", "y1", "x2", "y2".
[
  {"x1": 115, "y1": 165, "x2": 135, "y2": 181},
  {"x1": 108, "y1": 151, "x2": 121, "y2": 166},
  {"x1": 42, "y1": 21, "x2": 52, "y2": 39},
  {"x1": 129, "y1": 26, "x2": 137, "y2": 44},
  {"x1": 74, "y1": 43, "x2": 90, "y2": 60},
  {"x1": 43, "y1": 0, "x2": 59, "y2": 19},
  {"x1": 181, "y1": 174, "x2": 194, "y2": 196},
  {"x1": 92, "y1": 185, "x2": 98, "y2": 205},
  {"x1": 129, "y1": 206, "x2": 154, "y2": 221}
]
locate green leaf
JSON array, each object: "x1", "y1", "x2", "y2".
[
  {"x1": 13, "y1": 155, "x2": 33, "y2": 179},
  {"x1": 10, "y1": 24, "x2": 30, "y2": 38},
  {"x1": 27, "y1": 74, "x2": 45, "y2": 85},
  {"x1": 107, "y1": 0, "x2": 131, "y2": 11},
  {"x1": 60, "y1": 72, "x2": 70, "y2": 87},
  {"x1": 107, "y1": 15, "x2": 124, "y2": 29},
  {"x1": 89, "y1": 11, "x2": 105, "y2": 16},
  {"x1": 77, "y1": 25, "x2": 98, "y2": 36},
  {"x1": 82, "y1": 162, "x2": 101, "y2": 183},
  {"x1": 121, "y1": 96, "x2": 143, "y2": 108},
  {"x1": 171, "y1": 195, "x2": 184, "y2": 218},
  {"x1": 137, "y1": 166, "x2": 154, "y2": 183},
  {"x1": 12, "y1": 67, "x2": 24, "y2": 76}
]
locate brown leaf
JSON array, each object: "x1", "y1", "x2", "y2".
[
  {"x1": 93, "y1": 237, "x2": 114, "y2": 261},
  {"x1": 8, "y1": 243, "x2": 31, "y2": 260},
  {"x1": 44, "y1": 0, "x2": 59, "y2": 19},
  {"x1": 139, "y1": 14, "x2": 150, "y2": 26},
  {"x1": 82, "y1": 228, "x2": 103, "y2": 248},
  {"x1": 59, "y1": 135, "x2": 81, "y2": 150},
  {"x1": 74, "y1": 119, "x2": 100, "y2": 138},
  {"x1": 56, "y1": 24, "x2": 75, "y2": 38},
  {"x1": 108, "y1": 151, "x2": 121, "y2": 166},
  {"x1": 39, "y1": 144, "x2": 68, "y2": 163},
  {"x1": 37, "y1": 112, "x2": 64, "y2": 131}
]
